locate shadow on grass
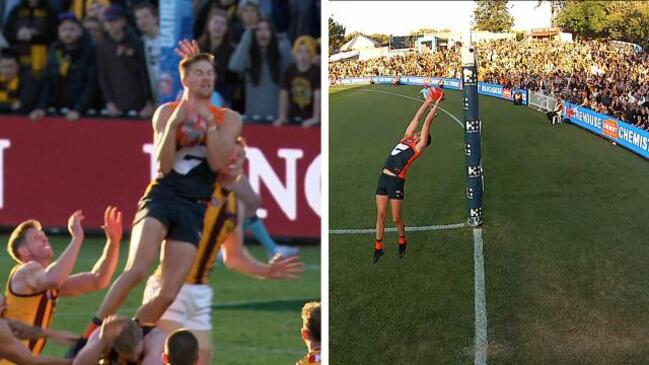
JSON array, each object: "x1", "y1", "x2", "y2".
[{"x1": 213, "y1": 298, "x2": 319, "y2": 312}]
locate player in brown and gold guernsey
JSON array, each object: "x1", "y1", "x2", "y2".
[
  {"x1": 373, "y1": 92, "x2": 443, "y2": 264},
  {"x1": 142, "y1": 136, "x2": 304, "y2": 365},
  {"x1": 1, "y1": 207, "x2": 122, "y2": 363}
]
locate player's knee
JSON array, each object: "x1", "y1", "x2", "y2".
[
  {"x1": 392, "y1": 216, "x2": 403, "y2": 224},
  {"x1": 376, "y1": 211, "x2": 386, "y2": 221}
]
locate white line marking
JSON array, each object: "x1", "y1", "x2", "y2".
[
  {"x1": 357, "y1": 88, "x2": 464, "y2": 128},
  {"x1": 473, "y1": 228, "x2": 488, "y2": 365},
  {"x1": 329, "y1": 223, "x2": 465, "y2": 234}
]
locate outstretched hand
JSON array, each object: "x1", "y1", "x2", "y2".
[
  {"x1": 102, "y1": 206, "x2": 123, "y2": 244},
  {"x1": 175, "y1": 39, "x2": 200, "y2": 58},
  {"x1": 267, "y1": 255, "x2": 305, "y2": 280}
]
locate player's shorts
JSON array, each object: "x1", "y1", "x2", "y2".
[
  {"x1": 143, "y1": 275, "x2": 212, "y2": 332},
  {"x1": 133, "y1": 190, "x2": 207, "y2": 247},
  {"x1": 376, "y1": 173, "x2": 405, "y2": 200}
]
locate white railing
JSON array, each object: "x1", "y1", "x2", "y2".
[{"x1": 528, "y1": 90, "x2": 557, "y2": 112}]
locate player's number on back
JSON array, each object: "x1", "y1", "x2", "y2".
[{"x1": 391, "y1": 143, "x2": 409, "y2": 156}]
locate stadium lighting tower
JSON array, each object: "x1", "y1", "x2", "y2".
[{"x1": 461, "y1": 28, "x2": 484, "y2": 227}]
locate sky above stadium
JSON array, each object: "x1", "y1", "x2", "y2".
[{"x1": 329, "y1": 1, "x2": 552, "y2": 35}]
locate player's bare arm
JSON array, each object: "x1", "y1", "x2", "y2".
[
  {"x1": 404, "y1": 98, "x2": 432, "y2": 138},
  {"x1": 153, "y1": 103, "x2": 183, "y2": 175},
  {"x1": 73, "y1": 318, "x2": 120, "y2": 365},
  {"x1": 14, "y1": 211, "x2": 85, "y2": 294},
  {"x1": 141, "y1": 328, "x2": 166, "y2": 365},
  {"x1": 415, "y1": 98, "x2": 441, "y2": 152},
  {"x1": 0, "y1": 319, "x2": 71, "y2": 365},
  {"x1": 59, "y1": 206, "x2": 123, "y2": 297},
  {"x1": 203, "y1": 108, "x2": 242, "y2": 172},
  {"x1": 6, "y1": 320, "x2": 78, "y2": 346}
]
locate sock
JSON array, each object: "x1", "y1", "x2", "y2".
[
  {"x1": 399, "y1": 236, "x2": 407, "y2": 245},
  {"x1": 82, "y1": 316, "x2": 103, "y2": 338},
  {"x1": 375, "y1": 239, "x2": 383, "y2": 250},
  {"x1": 244, "y1": 216, "x2": 278, "y2": 255}
]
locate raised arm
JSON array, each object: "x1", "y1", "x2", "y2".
[
  {"x1": 228, "y1": 27, "x2": 253, "y2": 73},
  {"x1": 154, "y1": 103, "x2": 182, "y2": 175},
  {"x1": 59, "y1": 207, "x2": 123, "y2": 297},
  {"x1": 404, "y1": 98, "x2": 432, "y2": 138},
  {"x1": 203, "y1": 109, "x2": 242, "y2": 172},
  {"x1": 415, "y1": 99, "x2": 441, "y2": 153}
]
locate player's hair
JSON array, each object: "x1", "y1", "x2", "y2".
[
  {"x1": 132, "y1": 1, "x2": 158, "y2": 18},
  {"x1": 113, "y1": 320, "x2": 143, "y2": 357},
  {"x1": 427, "y1": 134, "x2": 432, "y2": 147},
  {"x1": 301, "y1": 302, "x2": 321, "y2": 343},
  {"x1": 293, "y1": 35, "x2": 317, "y2": 57},
  {"x1": 250, "y1": 18, "x2": 280, "y2": 86},
  {"x1": 164, "y1": 330, "x2": 199, "y2": 365},
  {"x1": 178, "y1": 53, "x2": 215, "y2": 79},
  {"x1": 7, "y1": 220, "x2": 41, "y2": 263}
]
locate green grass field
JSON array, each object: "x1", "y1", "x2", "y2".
[
  {"x1": 0, "y1": 236, "x2": 320, "y2": 365},
  {"x1": 329, "y1": 84, "x2": 649, "y2": 364}
]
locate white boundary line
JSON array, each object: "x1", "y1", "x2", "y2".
[
  {"x1": 329, "y1": 223, "x2": 465, "y2": 234},
  {"x1": 357, "y1": 88, "x2": 464, "y2": 128},
  {"x1": 473, "y1": 228, "x2": 488, "y2": 365}
]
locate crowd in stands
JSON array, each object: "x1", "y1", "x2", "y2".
[
  {"x1": 329, "y1": 38, "x2": 649, "y2": 131},
  {"x1": 0, "y1": 0, "x2": 321, "y2": 126}
]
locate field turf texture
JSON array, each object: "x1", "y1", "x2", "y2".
[
  {"x1": 0, "y1": 236, "x2": 320, "y2": 365},
  {"x1": 329, "y1": 84, "x2": 649, "y2": 364}
]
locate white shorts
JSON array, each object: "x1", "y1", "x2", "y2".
[{"x1": 142, "y1": 275, "x2": 213, "y2": 331}]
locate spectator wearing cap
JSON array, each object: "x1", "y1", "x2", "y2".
[
  {"x1": 29, "y1": 12, "x2": 99, "y2": 121},
  {"x1": 197, "y1": 7, "x2": 241, "y2": 109},
  {"x1": 229, "y1": 18, "x2": 293, "y2": 122},
  {"x1": 2, "y1": 0, "x2": 58, "y2": 76},
  {"x1": 0, "y1": 49, "x2": 38, "y2": 114},
  {"x1": 274, "y1": 35, "x2": 319, "y2": 127},
  {"x1": 231, "y1": 0, "x2": 260, "y2": 44},
  {"x1": 95, "y1": 4, "x2": 153, "y2": 118},
  {"x1": 133, "y1": 2, "x2": 161, "y2": 104}
]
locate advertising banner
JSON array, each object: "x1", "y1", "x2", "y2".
[
  {"x1": 158, "y1": 0, "x2": 194, "y2": 103},
  {"x1": 563, "y1": 102, "x2": 649, "y2": 159},
  {"x1": 0, "y1": 118, "x2": 321, "y2": 238}
]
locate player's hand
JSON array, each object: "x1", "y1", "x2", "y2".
[
  {"x1": 44, "y1": 328, "x2": 80, "y2": 346},
  {"x1": 29, "y1": 108, "x2": 46, "y2": 121},
  {"x1": 267, "y1": 255, "x2": 304, "y2": 279},
  {"x1": 175, "y1": 39, "x2": 200, "y2": 58},
  {"x1": 102, "y1": 206, "x2": 123, "y2": 244},
  {"x1": 99, "y1": 316, "x2": 127, "y2": 344},
  {"x1": 0, "y1": 294, "x2": 6, "y2": 315},
  {"x1": 67, "y1": 210, "x2": 85, "y2": 240},
  {"x1": 168, "y1": 99, "x2": 191, "y2": 128}
]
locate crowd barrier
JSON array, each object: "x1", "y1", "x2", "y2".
[{"x1": 0, "y1": 117, "x2": 321, "y2": 238}]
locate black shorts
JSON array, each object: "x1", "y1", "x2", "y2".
[
  {"x1": 376, "y1": 173, "x2": 405, "y2": 200},
  {"x1": 133, "y1": 190, "x2": 208, "y2": 247}
]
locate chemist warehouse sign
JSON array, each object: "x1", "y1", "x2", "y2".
[{"x1": 563, "y1": 101, "x2": 649, "y2": 159}]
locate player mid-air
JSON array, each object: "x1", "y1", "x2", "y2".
[{"x1": 373, "y1": 88, "x2": 444, "y2": 264}]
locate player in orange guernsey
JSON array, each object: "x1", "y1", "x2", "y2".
[
  {"x1": 373, "y1": 91, "x2": 443, "y2": 264},
  {"x1": 2, "y1": 207, "x2": 122, "y2": 362},
  {"x1": 142, "y1": 137, "x2": 304, "y2": 365},
  {"x1": 296, "y1": 301, "x2": 320, "y2": 365},
  {"x1": 75, "y1": 40, "x2": 242, "y2": 352}
]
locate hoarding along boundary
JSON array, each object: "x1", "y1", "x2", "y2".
[
  {"x1": 335, "y1": 76, "x2": 648, "y2": 160},
  {"x1": 563, "y1": 102, "x2": 649, "y2": 160}
]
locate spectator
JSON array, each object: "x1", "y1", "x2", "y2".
[
  {"x1": 197, "y1": 7, "x2": 240, "y2": 108},
  {"x1": 288, "y1": 0, "x2": 319, "y2": 42},
  {"x1": 162, "y1": 330, "x2": 199, "y2": 365},
  {"x1": 228, "y1": 18, "x2": 293, "y2": 122},
  {"x1": 2, "y1": 0, "x2": 58, "y2": 76},
  {"x1": 133, "y1": 1, "x2": 160, "y2": 104},
  {"x1": 81, "y1": 15, "x2": 104, "y2": 44},
  {"x1": 30, "y1": 12, "x2": 99, "y2": 121},
  {"x1": 546, "y1": 96, "x2": 563, "y2": 125},
  {"x1": 513, "y1": 90, "x2": 523, "y2": 106},
  {"x1": 274, "y1": 35, "x2": 319, "y2": 127},
  {"x1": 95, "y1": 4, "x2": 153, "y2": 118},
  {"x1": 231, "y1": 0, "x2": 260, "y2": 44},
  {"x1": 0, "y1": 48, "x2": 37, "y2": 113}
]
